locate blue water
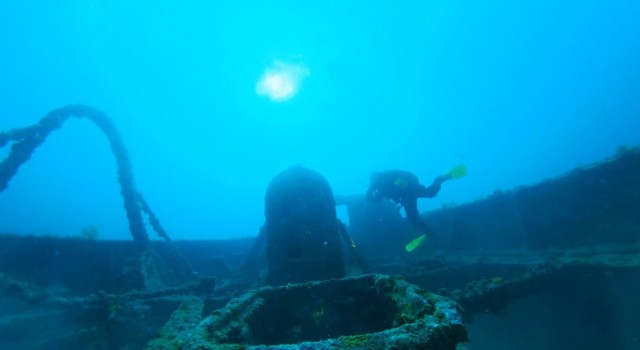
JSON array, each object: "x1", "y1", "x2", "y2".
[{"x1": 1, "y1": 0, "x2": 640, "y2": 240}]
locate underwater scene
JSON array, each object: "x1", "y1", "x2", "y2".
[{"x1": 1, "y1": 1, "x2": 640, "y2": 349}]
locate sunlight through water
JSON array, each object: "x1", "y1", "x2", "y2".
[{"x1": 256, "y1": 60, "x2": 310, "y2": 102}]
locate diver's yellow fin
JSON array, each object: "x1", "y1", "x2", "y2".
[
  {"x1": 445, "y1": 164, "x2": 467, "y2": 180},
  {"x1": 405, "y1": 234, "x2": 427, "y2": 252}
]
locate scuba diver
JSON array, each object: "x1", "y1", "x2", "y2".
[{"x1": 365, "y1": 164, "x2": 467, "y2": 252}]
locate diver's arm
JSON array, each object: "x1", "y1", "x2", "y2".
[{"x1": 365, "y1": 185, "x2": 382, "y2": 202}]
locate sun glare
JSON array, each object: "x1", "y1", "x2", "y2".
[{"x1": 256, "y1": 60, "x2": 309, "y2": 102}]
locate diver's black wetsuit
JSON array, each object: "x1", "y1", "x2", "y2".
[{"x1": 365, "y1": 170, "x2": 446, "y2": 234}]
